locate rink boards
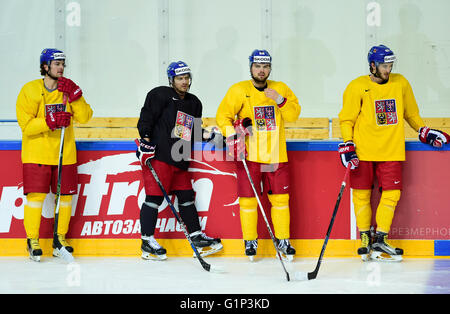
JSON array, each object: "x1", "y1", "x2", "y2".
[{"x1": 0, "y1": 140, "x2": 449, "y2": 257}]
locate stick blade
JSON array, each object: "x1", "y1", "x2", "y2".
[
  {"x1": 292, "y1": 271, "x2": 309, "y2": 281},
  {"x1": 54, "y1": 247, "x2": 75, "y2": 263},
  {"x1": 307, "y1": 271, "x2": 317, "y2": 280},
  {"x1": 200, "y1": 260, "x2": 225, "y2": 273},
  {"x1": 209, "y1": 265, "x2": 226, "y2": 273}
]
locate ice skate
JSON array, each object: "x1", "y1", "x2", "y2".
[
  {"x1": 141, "y1": 236, "x2": 167, "y2": 261},
  {"x1": 27, "y1": 238, "x2": 42, "y2": 262},
  {"x1": 277, "y1": 239, "x2": 296, "y2": 262},
  {"x1": 190, "y1": 231, "x2": 223, "y2": 258},
  {"x1": 357, "y1": 231, "x2": 372, "y2": 261},
  {"x1": 371, "y1": 232, "x2": 403, "y2": 262},
  {"x1": 244, "y1": 239, "x2": 258, "y2": 261},
  {"x1": 52, "y1": 233, "x2": 75, "y2": 262}
]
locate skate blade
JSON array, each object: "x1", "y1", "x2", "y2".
[
  {"x1": 247, "y1": 255, "x2": 255, "y2": 262},
  {"x1": 360, "y1": 254, "x2": 371, "y2": 262},
  {"x1": 193, "y1": 243, "x2": 224, "y2": 258},
  {"x1": 53, "y1": 248, "x2": 75, "y2": 263},
  {"x1": 141, "y1": 252, "x2": 167, "y2": 261},
  {"x1": 29, "y1": 254, "x2": 41, "y2": 262},
  {"x1": 370, "y1": 251, "x2": 403, "y2": 262}
]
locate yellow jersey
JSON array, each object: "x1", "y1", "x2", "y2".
[
  {"x1": 216, "y1": 80, "x2": 300, "y2": 164},
  {"x1": 339, "y1": 74, "x2": 424, "y2": 161},
  {"x1": 16, "y1": 79, "x2": 93, "y2": 165}
]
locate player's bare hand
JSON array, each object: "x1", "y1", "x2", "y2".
[{"x1": 264, "y1": 88, "x2": 280, "y2": 101}]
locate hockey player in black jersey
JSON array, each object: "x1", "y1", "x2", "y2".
[{"x1": 136, "y1": 61, "x2": 223, "y2": 260}]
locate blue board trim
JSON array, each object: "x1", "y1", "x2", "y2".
[
  {"x1": 0, "y1": 141, "x2": 21, "y2": 150},
  {"x1": 76, "y1": 141, "x2": 136, "y2": 151},
  {"x1": 434, "y1": 240, "x2": 450, "y2": 256},
  {"x1": 0, "y1": 140, "x2": 449, "y2": 151}
]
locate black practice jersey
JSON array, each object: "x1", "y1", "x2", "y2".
[{"x1": 137, "y1": 86, "x2": 203, "y2": 170}]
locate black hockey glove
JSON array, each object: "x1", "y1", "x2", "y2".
[
  {"x1": 136, "y1": 138, "x2": 156, "y2": 166},
  {"x1": 338, "y1": 141, "x2": 359, "y2": 170},
  {"x1": 419, "y1": 126, "x2": 450, "y2": 148}
]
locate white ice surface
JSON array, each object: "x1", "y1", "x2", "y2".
[{"x1": 0, "y1": 256, "x2": 448, "y2": 294}]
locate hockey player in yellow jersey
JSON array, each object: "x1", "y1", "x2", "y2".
[
  {"x1": 216, "y1": 49, "x2": 301, "y2": 261},
  {"x1": 338, "y1": 45, "x2": 449, "y2": 262},
  {"x1": 16, "y1": 49, "x2": 93, "y2": 261}
]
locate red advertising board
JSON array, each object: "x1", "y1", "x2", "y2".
[{"x1": 0, "y1": 141, "x2": 449, "y2": 241}]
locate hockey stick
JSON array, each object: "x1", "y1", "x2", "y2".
[
  {"x1": 134, "y1": 139, "x2": 224, "y2": 273},
  {"x1": 53, "y1": 94, "x2": 74, "y2": 263},
  {"x1": 294, "y1": 164, "x2": 351, "y2": 281},
  {"x1": 241, "y1": 158, "x2": 291, "y2": 282}
]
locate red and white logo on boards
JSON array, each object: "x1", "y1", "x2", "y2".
[{"x1": 0, "y1": 152, "x2": 238, "y2": 239}]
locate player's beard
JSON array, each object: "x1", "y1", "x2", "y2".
[
  {"x1": 46, "y1": 65, "x2": 61, "y2": 81},
  {"x1": 374, "y1": 67, "x2": 390, "y2": 84},
  {"x1": 251, "y1": 71, "x2": 269, "y2": 85},
  {"x1": 173, "y1": 84, "x2": 189, "y2": 97}
]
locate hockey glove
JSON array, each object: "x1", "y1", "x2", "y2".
[
  {"x1": 226, "y1": 133, "x2": 247, "y2": 161},
  {"x1": 58, "y1": 77, "x2": 83, "y2": 103},
  {"x1": 55, "y1": 111, "x2": 72, "y2": 128},
  {"x1": 226, "y1": 118, "x2": 252, "y2": 160},
  {"x1": 419, "y1": 126, "x2": 450, "y2": 148},
  {"x1": 46, "y1": 111, "x2": 58, "y2": 131},
  {"x1": 136, "y1": 138, "x2": 156, "y2": 166},
  {"x1": 338, "y1": 141, "x2": 359, "y2": 170},
  {"x1": 233, "y1": 117, "x2": 253, "y2": 136}
]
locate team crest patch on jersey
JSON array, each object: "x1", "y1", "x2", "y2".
[
  {"x1": 45, "y1": 103, "x2": 66, "y2": 116},
  {"x1": 375, "y1": 99, "x2": 397, "y2": 126},
  {"x1": 174, "y1": 110, "x2": 194, "y2": 141},
  {"x1": 254, "y1": 105, "x2": 276, "y2": 131}
]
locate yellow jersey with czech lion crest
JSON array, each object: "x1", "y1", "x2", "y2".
[
  {"x1": 339, "y1": 73, "x2": 425, "y2": 161},
  {"x1": 216, "y1": 80, "x2": 300, "y2": 164}
]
